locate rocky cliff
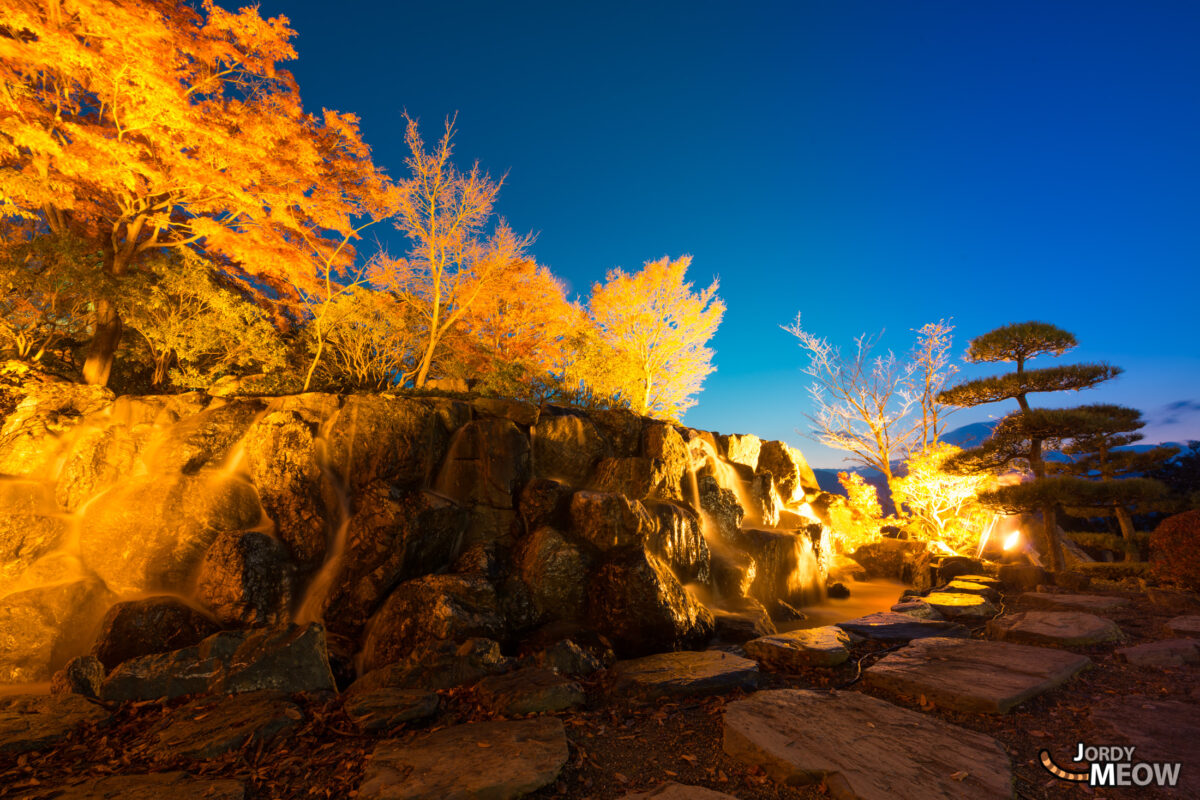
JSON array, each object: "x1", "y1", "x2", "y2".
[{"x1": 0, "y1": 368, "x2": 833, "y2": 685}]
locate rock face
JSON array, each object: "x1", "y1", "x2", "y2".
[
  {"x1": 435, "y1": 417, "x2": 530, "y2": 508},
  {"x1": 723, "y1": 689, "x2": 1013, "y2": 800},
  {"x1": 755, "y1": 441, "x2": 817, "y2": 503},
  {"x1": 0, "y1": 693, "x2": 111, "y2": 755},
  {"x1": 987, "y1": 611, "x2": 1124, "y2": 647},
  {"x1": 92, "y1": 597, "x2": 222, "y2": 671},
  {"x1": 614, "y1": 650, "x2": 759, "y2": 698},
  {"x1": 533, "y1": 410, "x2": 606, "y2": 485},
  {"x1": 513, "y1": 526, "x2": 591, "y2": 623},
  {"x1": 864, "y1": 637, "x2": 1091, "y2": 713},
  {"x1": 358, "y1": 717, "x2": 569, "y2": 800}
]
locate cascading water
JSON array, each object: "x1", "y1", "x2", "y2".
[{"x1": 294, "y1": 409, "x2": 354, "y2": 624}]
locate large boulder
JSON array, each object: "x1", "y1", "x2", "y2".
[
  {"x1": 54, "y1": 422, "x2": 149, "y2": 511},
  {"x1": 324, "y1": 395, "x2": 445, "y2": 492},
  {"x1": 642, "y1": 423, "x2": 689, "y2": 500},
  {"x1": 322, "y1": 486, "x2": 468, "y2": 640},
  {"x1": 643, "y1": 499, "x2": 711, "y2": 585},
  {"x1": 747, "y1": 472, "x2": 782, "y2": 527},
  {"x1": 78, "y1": 472, "x2": 262, "y2": 596},
  {"x1": 532, "y1": 410, "x2": 607, "y2": 485},
  {"x1": 850, "y1": 538, "x2": 927, "y2": 581},
  {"x1": 194, "y1": 531, "x2": 295, "y2": 627},
  {"x1": 0, "y1": 480, "x2": 66, "y2": 592},
  {"x1": 92, "y1": 596, "x2": 222, "y2": 671},
  {"x1": 0, "y1": 570, "x2": 114, "y2": 682},
  {"x1": 568, "y1": 491, "x2": 656, "y2": 552},
  {"x1": 720, "y1": 433, "x2": 762, "y2": 470},
  {"x1": 143, "y1": 399, "x2": 264, "y2": 474},
  {"x1": 433, "y1": 417, "x2": 530, "y2": 509},
  {"x1": 513, "y1": 526, "x2": 591, "y2": 624},
  {"x1": 728, "y1": 528, "x2": 823, "y2": 606},
  {"x1": 591, "y1": 456, "x2": 655, "y2": 499},
  {"x1": 0, "y1": 378, "x2": 113, "y2": 478},
  {"x1": 517, "y1": 478, "x2": 572, "y2": 531},
  {"x1": 587, "y1": 548, "x2": 715, "y2": 656},
  {"x1": 756, "y1": 441, "x2": 818, "y2": 503},
  {"x1": 360, "y1": 575, "x2": 505, "y2": 672},
  {"x1": 698, "y1": 475, "x2": 744, "y2": 543},
  {"x1": 241, "y1": 410, "x2": 329, "y2": 573}
]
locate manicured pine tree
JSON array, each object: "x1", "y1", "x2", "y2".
[
  {"x1": 1053, "y1": 404, "x2": 1173, "y2": 561},
  {"x1": 937, "y1": 322, "x2": 1120, "y2": 571}
]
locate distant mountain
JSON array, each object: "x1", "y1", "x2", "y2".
[{"x1": 942, "y1": 421, "x2": 997, "y2": 449}]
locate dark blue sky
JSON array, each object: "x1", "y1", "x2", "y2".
[{"x1": 254, "y1": 0, "x2": 1200, "y2": 467}]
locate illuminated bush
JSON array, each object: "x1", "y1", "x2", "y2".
[{"x1": 1150, "y1": 510, "x2": 1200, "y2": 589}]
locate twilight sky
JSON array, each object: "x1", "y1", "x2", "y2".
[{"x1": 253, "y1": 0, "x2": 1200, "y2": 467}]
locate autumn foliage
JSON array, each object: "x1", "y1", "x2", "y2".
[
  {"x1": 1150, "y1": 510, "x2": 1200, "y2": 590},
  {"x1": 0, "y1": 1, "x2": 725, "y2": 419}
]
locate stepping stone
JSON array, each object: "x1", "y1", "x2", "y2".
[
  {"x1": 723, "y1": 689, "x2": 1012, "y2": 800},
  {"x1": 1116, "y1": 639, "x2": 1200, "y2": 668},
  {"x1": 476, "y1": 667, "x2": 585, "y2": 715},
  {"x1": 710, "y1": 606, "x2": 776, "y2": 643},
  {"x1": 942, "y1": 580, "x2": 1000, "y2": 601},
  {"x1": 836, "y1": 612, "x2": 969, "y2": 642},
  {"x1": 988, "y1": 611, "x2": 1123, "y2": 646},
  {"x1": 1165, "y1": 615, "x2": 1200, "y2": 637},
  {"x1": 890, "y1": 600, "x2": 942, "y2": 619},
  {"x1": 954, "y1": 574, "x2": 1001, "y2": 589},
  {"x1": 923, "y1": 591, "x2": 999, "y2": 620},
  {"x1": 613, "y1": 650, "x2": 759, "y2": 699},
  {"x1": 1091, "y1": 696, "x2": 1200, "y2": 797},
  {"x1": 0, "y1": 694, "x2": 111, "y2": 755},
  {"x1": 358, "y1": 717, "x2": 568, "y2": 800},
  {"x1": 48, "y1": 772, "x2": 245, "y2": 800},
  {"x1": 1021, "y1": 592, "x2": 1130, "y2": 613},
  {"x1": 863, "y1": 637, "x2": 1091, "y2": 713},
  {"x1": 621, "y1": 783, "x2": 740, "y2": 799},
  {"x1": 148, "y1": 691, "x2": 302, "y2": 760},
  {"x1": 742, "y1": 626, "x2": 851, "y2": 670},
  {"x1": 344, "y1": 689, "x2": 439, "y2": 732}
]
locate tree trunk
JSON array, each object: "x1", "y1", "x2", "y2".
[
  {"x1": 1043, "y1": 504, "x2": 1065, "y2": 573},
  {"x1": 83, "y1": 298, "x2": 121, "y2": 386},
  {"x1": 1114, "y1": 505, "x2": 1138, "y2": 563}
]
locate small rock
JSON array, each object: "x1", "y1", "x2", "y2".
[
  {"x1": 922, "y1": 591, "x2": 999, "y2": 620},
  {"x1": 743, "y1": 626, "x2": 851, "y2": 670},
  {"x1": 476, "y1": 667, "x2": 585, "y2": 715},
  {"x1": 766, "y1": 598, "x2": 807, "y2": 622},
  {"x1": 711, "y1": 600, "x2": 777, "y2": 643},
  {"x1": 836, "y1": 612, "x2": 969, "y2": 642},
  {"x1": 614, "y1": 650, "x2": 759, "y2": 699},
  {"x1": 998, "y1": 564, "x2": 1047, "y2": 592},
  {"x1": 92, "y1": 596, "x2": 221, "y2": 671},
  {"x1": 988, "y1": 611, "x2": 1124, "y2": 647},
  {"x1": 1115, "y1": 639, "x2": 1200, "y2": 668},
  {"x1": 0, "y1": 693, "x2": 111, "y2": 754},
  {"x1": 826, "y1": 581, "x2": 850, "y2": 599},
  {"x1": 525, "y1": 638, "x2": 607, "y2": 677},
  {"x1": 358, "y1": 717, "x2": 568, "y2": 800},
  {"x1": 47, "y1": 772, "x2": 245, "y2": 800},
  {"x1": 1164, "y1": 615, "x2": 1200, "y2": 638},
  {"x1": 50, "y1": 655, "x2": 105, "y2": 698},
  {"x1": 149, "y1": 691, "x2": 301, "y2": 761},
  {"x1": 344, "y1": 689, "x2": 440, "y2": 732}
]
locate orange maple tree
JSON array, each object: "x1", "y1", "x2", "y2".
[{"x1": 0, "y1": 0, "x2": 394, "y2": 385}]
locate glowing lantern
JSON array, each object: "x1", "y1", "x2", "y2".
[{"x1": 1003, "y1": 530, "x2": 1021, "y2": 551}]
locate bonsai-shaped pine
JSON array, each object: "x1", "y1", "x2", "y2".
[
  {"x1": 938, "y1": 322, "x2": 1120, "y2": 571},
  {"x1": 1053, "y1": 405, "x2": 1174, "y2": 561}
]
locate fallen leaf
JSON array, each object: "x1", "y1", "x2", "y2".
[
  {"x1": 950, "y1": 771, "x2": 968, "y2": 781},
  {"x1": 477, "y1": 742, "x2": 491, "y2": 748}
]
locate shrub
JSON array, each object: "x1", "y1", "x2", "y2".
[
  {"x1": 1150, "y1": 510, "x2": 1200, "y2": 589},
  {"x1": 1076, "y1": 562, "x2": 1152, "y2": 580}
]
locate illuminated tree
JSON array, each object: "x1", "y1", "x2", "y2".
[
  {"x1": 783, "y1": 317, "x2": 957, "y2": 481},
  {"x1": 891, "y1": 442, "x2": 992, "y2": 552},
  {"x1": 376, "y1": 115, "x2": 530, "y2": 388},
  {"x1": 0, "y1": 0, "x2": 394, "y2": 386},
  {"x1": 588, "y1": 255, "x2": 725, "y2": 420},
  {"x1": 939, "y1": 321, "x2": 1121, "y2": 571},
  {"x1": 0, "y1": 231, "x2": 96, "y2": 364},
  {"x1": 308, "y1": 286, "x2": 422, "y2": 390},
  {"x1": 827, "y1": 471, "x2": 892, "y2": 549}
]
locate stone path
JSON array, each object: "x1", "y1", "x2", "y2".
[
  {"x1": 358, "y1": 717, "x2": 568, "y2": 800},
  {"x1": 942, "y1": 579, "x2": 1000, "y2": 600},
  {"x1": 344, "y1": 689, "x2": 440, "y2": 732},
  {"x1": 46, "y1": 772, "x2": 245, "y2": 800},
  {"x1": 863, "y1": 636, "x2": 1091, "y2": 713},
  {"x1": 613, "y1": 650, "x2": 759, "y2": 698},
  {"x1": 988, "y1": 610, "x2": 1123, "y2": 646},
  {"x1": 620, "y1": 783, "x2": 740, "y2": 799},
  {"x1": 1115, "y1": 638, "x2": 1200, "y2": 668},
  {"x1": 1165, "y1": 614, "x2": 1200, "y2": 637},
  {"x1": 836, "y1": 611, "x2": 968, "y2": 642},
  {"x1": 922, "y1": 591, "x2": 999, "y2": 620},
  {"x1": 1091, "y1": 696, "x2": 1200, "y2": 796},
  {"x1": 1020, "y1": 592, "x2": 1130, "y2": 613},
  {"x1": 742, "y1": 626, "x2": 851, "y2": 670},
  {"x1": 723, "y1": 689, "x2": 1012, "y2": 800},
  {"x1": 0, "y1": 694, "x2": 110, "y2": 755},
  {"x1": 147, "y1": 691, "x2": 302, "y2": 760}
]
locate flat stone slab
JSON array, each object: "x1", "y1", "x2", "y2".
[
  {"x1": 890, "y1": 600, "x2": 942, "y2": 619},
  {"x1": 723, "y1": 689, "x2": 1012, "y2": 800},
  {"x1": 0, "y1": 694, "x2": 111, "y2": 754},
  {"x1": 614, "y1": 650, "x2": 759, "y2": 698},
  {"x1": 742, "y1": 626, "x2": 851, "y2": 670},
  {"x1": 836, "y1": 612, "x2": 969, "y2": 642},
  {"x1": 1091, "y1": 697, "x2": 1200, "y2": 797},
  {"x1": 954, "y1": 574, "x2": 1001, "y2": 588},
  {"x1": 923, "y1": 591, "x2": 999, "y2": 620},
  {"x1": 148, "y1": 691, "x2": 301, "y2": 760},
  {"x1": 49, "y1": 772, "x2": 245, "y2": 800},
  {"x1": 1165, "y1": 615, "x2": 1200, "y2": 637},
  {"x1": 1116, "y1": 638, "x2": 1200, "y2": 668},
  {"x1": 988, "y1": 611, "x2": 1123, "y2": 646},
  {"x1": 476, "y1": 667, "x2": 585, "y2": 715},
  {"x1": 358, "y1": 717, "x2": 568, "y2": 800},
  {"x1": 863, "y1": 637, "x2": 1091, "y2": 713},
  {"x1": 344, "y1": 689, "x2": 440, "y2": 732},
  {"x1": 1021, "y1": 592, "x2": 1130, "y2": 613},
  {"x1": 621, "y1": 783, "x2": 741, "y2": 799},
  {"x1": 942, "y1": 580, "x2": 1000, "y2": 601}
]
